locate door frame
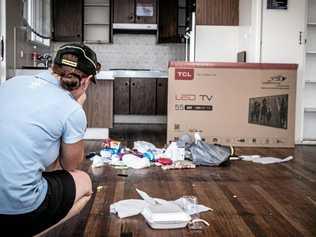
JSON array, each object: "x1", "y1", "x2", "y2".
[{"x1": 0, "y1": 0, "x2": 6, "y2": 84}]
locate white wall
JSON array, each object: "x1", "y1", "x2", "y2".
[
  {"x1": 195, "y1": 25, "x2": 239, "y2": 62},
  {"x1": 195, "y1": 0, "x2": 260, "y2": 63}
]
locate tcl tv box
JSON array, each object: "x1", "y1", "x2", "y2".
[{"x1": 167, "y1": 62, "x2": 298, "y2": 147}]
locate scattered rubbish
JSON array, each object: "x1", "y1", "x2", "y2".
[
  {"x1": 134, "y1": 141, "x2": 157, "y2": 154},
  {"x1": 142, "y1": 202, "x2": 191, "y2": 229},
  {"x1": 157, "y1": 158, "x2": 173, "y2": 166},
  {"x1": 91, "y1": 155, "x2": 107, "y2": 168},
  {"x1": 122, "y1": 154, "x2": 151, "y2": 169},
  {"x1": 164, "y1": 142, "x2": 185, "y2": 161},
  {"x1": 117, "y1": 173, "x2": 128, "y2": 177},
  {"x1": 110, "y1": 189, "x2": 212, "y2": 230},
  {"x1": 187, "y1": 218, "x2": 210, "y2": 230},
  {"x1": 86, "y1": 152, "x2": 98, "y2": 159},
  {"x1": 89, "y1": 132, "x2": 289, "y2": 171},
  {"x1": 161, "y1": 160, "x2": 196, "y2": 170},
  {"x1": 143, "y1": 150, "x2": 155, "y2": 161},
  {"x1": 239, "y1": 155, "x2": 294, "y2": 164},
  {"x1": 229, "y1": 156, "x2": 241, "y2": 161},
  {"x1": 176, "y1": 133, "x2": 195, "y2": 149},
  {"x1": 110, "y1": 199, "x2": 150, "y2": 218},
  {"x1": 190, "y1": 133, "x2": 233, "y2": 166},
  {"x1": 96, "y1": 185, "x2": 105, "y2": 192}
]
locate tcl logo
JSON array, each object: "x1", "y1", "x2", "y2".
[{"x1": 175, "y1": 69, "x2": 194, "y2": 80}]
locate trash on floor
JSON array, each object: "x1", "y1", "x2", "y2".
[
  {"x1": 237, "y1": 155, "x2": 294, "y2": 164},
  {"x1": 110, "y1": 189, "x2": 211, "y2": 230},
  {"x1": 89, "y1": 133, "x2": 234, "y2": 170},
  {"x1": 160, "y1": 160, "x2": 196, "y2": 170}
]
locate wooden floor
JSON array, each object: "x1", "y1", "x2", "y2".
[{"x1": 41, "y1": 136, "x2": 316, "y2": 237}]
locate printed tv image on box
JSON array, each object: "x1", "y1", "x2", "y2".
[{"x1": 248, "y1": 94, "x2": 288, "y2": 129}]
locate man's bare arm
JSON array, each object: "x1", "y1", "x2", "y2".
[{"x1": 60, "y1": 140, "x2": 85, "y2": 171}]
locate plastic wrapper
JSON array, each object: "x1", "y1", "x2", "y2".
[{"x1": 190, "y1": 141, "x2": 232, "y2": 166}]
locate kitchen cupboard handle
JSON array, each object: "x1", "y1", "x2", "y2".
[
  {"x1": 299, "y1": 31, "x2": 302, "y2": 45},
  {"x1": 125, "y1": 82, "x2": 129, "y2": 86},
  {"x1": 158, "y1": 83, "x2": 162, "y2": 87},
  {"x1": 131, "y1": 82, "x2": 136, "y2": 86}
]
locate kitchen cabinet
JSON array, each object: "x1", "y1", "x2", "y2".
[
  {"x1": 130, "y1": 78, "x2": 156, "y2": 114},
  {"x1": 83, "y1": 80, "x2": 113, "y2": 128},
  {"x1": 84, "y1": 0, "x2": 112, "y2": 43},
  {"x1": 114, "y1": 77, "x2": 130, "y2": 114},
  {"x1": 196, "y1": 0, "x2": 239, "y2": 26},
  {"x1": 113, "y1": 0, "x2": 156, "y2": 24},
  {"x1": 114, "y1": 78, "x2": 167, "y2": 115},
  {"x1": 53, "y1": 0, "x2": 83, "y2": 41},
  {"x1": 156, "y1": 78, "x2": 168, "y2": 115},
  {"x1": 158, "y1": 0, "x2": 194, "y2": 43},
  {"x1": 113, "y1": 0, "x2": 135, "y2": 23},
  {"x1": 157, "y1": 0, "x2": 178, "y2": 43}
]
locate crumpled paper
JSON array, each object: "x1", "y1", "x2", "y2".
[{"x1": 239, "y1": 155, "x2": 293, "y2": 164}]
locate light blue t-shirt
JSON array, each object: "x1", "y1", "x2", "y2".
[{"x1": 0, "y1": 71, "x2": 87, "y2": 214}]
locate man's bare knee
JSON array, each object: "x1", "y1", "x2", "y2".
[{"x1": 69, "y1": 170, "x2": 92, "y2": 201}]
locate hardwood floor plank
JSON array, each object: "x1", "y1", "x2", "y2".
[{"x1": 39, "y1": 139, "x2": 316, "y2": 237}]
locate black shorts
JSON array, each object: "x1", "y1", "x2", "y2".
[{"x1": 0, "y1": 170, "x2": 76, "y2": 237}]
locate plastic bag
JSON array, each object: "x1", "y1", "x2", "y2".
[
  {"x1": 133, "y1": 141, "x2": 156, "y2": 153},
  {"x1": 190, "y1": 140, "x2": 233, "y2": 166}
]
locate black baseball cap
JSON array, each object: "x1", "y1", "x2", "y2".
[{"x1": 54, "y1": 43, "x2": 101, "y2": 83}]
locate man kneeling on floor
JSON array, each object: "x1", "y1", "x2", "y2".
[{"x1": 0, "y1": 43, "x2": 101, "y2": 236}]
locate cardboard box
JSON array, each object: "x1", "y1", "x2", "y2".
[{"x1": 167, "y1": 62, "x2": 298, "y2": 147}]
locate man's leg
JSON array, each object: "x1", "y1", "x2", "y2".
[{"x1": 36, "y1": 170, "x2": 92, "y2": 237}]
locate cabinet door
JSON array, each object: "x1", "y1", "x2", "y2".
[
  {"x1": 114, "y1": 78, "x2": 130, "y2": 114},
  {"x1": 157, "y1": 0, "x2": 178, "y2": 43},
  {"x1": 130, "y1": 78, "x2": 156, "y2": 115},
  {"x1": 196, "y1": 0, "x2": 239, "y2": 26},
  {"x1": 83, "y1": 80, "x2": 113, "y2": 128},
  {"x1": 53, "y1": 0, "x2": 83, "y2": 41},
  {"x1": 156, "y1": 78, "x2": 168, "y2": 115},
  {"x1": 113, "y1": 0, "x2": 135, "y2": 23},
  {"x1": 135, "y1": 0, "x2": 156, "y2": 24}
]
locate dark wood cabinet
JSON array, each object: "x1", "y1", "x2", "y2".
[
  {"x1": 114, "y1": 78, "x2": 167, "y2": 115},
  {"x1": 83, "y1": 80, "x2": 113, "y2": 128},
  {"x1": 113, "y1": 0, "x2": 135, "y2": 23},
  {"x1": 156, "y1": 78, "x2": 168, "y2": 115},
  {"x1": 135, "y1": 0, "x2": 157, "y2": 24},
  {"x1": 53, "y1": 0, "x2": 83, "y2": 41},
  {"x1": 114, "y1": 78, "x2": 130, "y2": 114},
  {"x1": 196, "y1": 0, "x2": 239, "y2": 26},
  {"x1": 113, "y1": 0, "x2": 156, "y2": 24},
  {"x1": 130, "y1": 78, "x2": 156, "y2": 115},
  {"x1": 158, "y1": 0, "x2": 178, "y2": 43}
]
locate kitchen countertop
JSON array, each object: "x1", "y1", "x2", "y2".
[
  {"x1": 110, "y1": 69, "x2": 168, "y2": 78},
  {"x1": 11, "y1": 69, "x2": 168, "y2": 80}
]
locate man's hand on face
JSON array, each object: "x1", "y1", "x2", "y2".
[{"x1": 71, "y1": 75, "x2": 92, "y2": 105}]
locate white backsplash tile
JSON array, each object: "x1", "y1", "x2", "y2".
[{"x1": 53, "y1": 34, "x2": 185, "y2": 71}]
